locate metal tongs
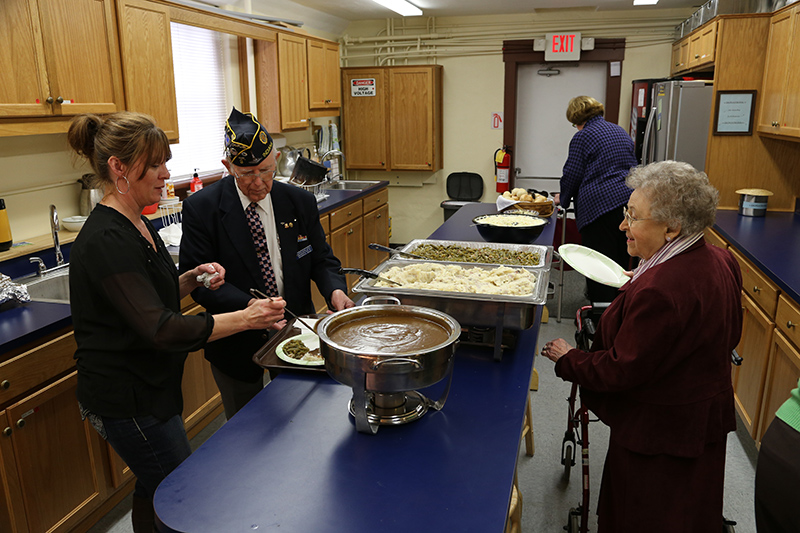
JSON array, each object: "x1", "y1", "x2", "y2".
[
  {"x1": 249, "y1": 288, "x2": 318, "y2": 333},
  {"x1": 339, "y1": 267, "x2": 402, "y2": 287}
]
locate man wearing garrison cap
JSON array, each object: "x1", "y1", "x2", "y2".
[{"x1": 180, "y1": 108, "x2": 353, "y2": 419}]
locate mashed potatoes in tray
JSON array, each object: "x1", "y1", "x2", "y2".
[{"x1": 374, "y1": 262, "x2": 536, "y2": 296}]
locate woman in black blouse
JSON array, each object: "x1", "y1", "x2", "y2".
[{"x1": 67, "y1": 112, "x2": 286, "y2": 533}]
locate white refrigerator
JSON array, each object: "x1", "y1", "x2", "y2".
[{"x1": 642, "y1": 80, "x2": 713, "y2": 171}]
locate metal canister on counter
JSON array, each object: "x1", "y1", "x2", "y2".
[{"x1": 736, "y1": 188, "x2": 773, "y2": 217}]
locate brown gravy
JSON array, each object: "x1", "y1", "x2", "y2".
[{"x1": 329, "y1": 315, "x2": 450, "y2": 354}]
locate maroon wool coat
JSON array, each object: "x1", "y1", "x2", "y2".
[{"x1": 555, "y1": 240, "x2": 743, "y2": 458}]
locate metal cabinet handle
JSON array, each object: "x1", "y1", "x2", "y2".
[
  {"x1": 376, "y1": 213, "x2": 381, "y2": 219},
  {"x1": 695, "y1": 54, "x2": 699, "y2": 58},
  {"x1": 2, "y1": 428, "x2": 11, "y2": 437},
  {"x1": 788, "y1": 321, "x2": 797, "y2": 329},
  {"x1": 347, "y1": 229, "x2": 353, "y2": 235},
  {"x1": 56, "y1": 96, "x2": 64, "y2": 104},
  {"x1": 46, "y1": 96, "x2": 54, "y2": 104},
  {"x1": 16, "y1": 419, "x2": 25, "y2": 429},
  {"x1": 0, "y1": 380, "x2": 9, "y2": 390},
  {"x1": 753, "y1": 286, "x2": 761, "y2": 293}
]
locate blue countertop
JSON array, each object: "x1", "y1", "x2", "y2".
[
  {"x1": 714, "y1": 210, "x2": 800, "y2": 304},
  {"x1": 0, "y1": 182, "x2": 390, "y2": 357}
]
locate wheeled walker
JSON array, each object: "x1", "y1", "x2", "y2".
[{"x1": 560, "y1": 304, "x2": 742, "y2": 533}]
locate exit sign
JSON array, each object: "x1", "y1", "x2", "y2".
[{"x1": 545, "y1": 32, "x2": 581, "y2": 61}]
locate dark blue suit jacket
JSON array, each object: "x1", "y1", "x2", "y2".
[{"x1": 179, "y1": 176, "x2": 346, "y2": 381}]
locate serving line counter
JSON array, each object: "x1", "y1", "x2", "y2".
[{"x1": 153, "y1": 203, "x2": 556, "y2": 532}]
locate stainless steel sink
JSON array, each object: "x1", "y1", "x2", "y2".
[
  {"x1": 320, "y1": 180, "x2": 379, "y2": 191},
  {"x1": 20, "y1": 268, "x2": 70, "y2": 304}
]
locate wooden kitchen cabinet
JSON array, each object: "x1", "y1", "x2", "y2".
[
  {"x1": 307, "y1": 40, "x2": 341, "y2": 110},
  {"x1": 181, "y1": 303, "x2": 222, "y2": 436},
  {"x1": 757, "y1": 5, "x2": 800, "y2": 139},
  {"x1": 0, "y1": 0, "x2": 124, "y2": 118},
  {"x1": 687, "y1": 21, "x2": 717, "y2": 70},
  {"x1": 362, "y1": 188, "x2": 390, "y2": 271},
  {"x1": 277, "y1": 33, "x2": 310, "y2": 131},
  {"x1": 342, "y1": 65, "x2": 443, "y2": 172},
  {"x1": 331, "y1": 217, "x2": 364, "y2": 292},
  {"x1": 757, "y1": 329, "x2": 800, "y2": 443},
  {"x1": 0, "y1": 372, "x2": 107, "y2": 533},
  {"x1": 670, "y1": 38, "x2": 690, "y2": 75},
  {"x1": 116, "y1": 0, "x2": 180, "y2": 141},
  {"x1": 733, "y1": 292, "x2": 775, "y2": 438}
]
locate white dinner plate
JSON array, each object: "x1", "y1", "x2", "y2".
[
  {"x1": 558, "y1": 244, "x2": 629, "y2": 288},
  {"x1": 275, "y1": 333, "x2": 323, "y2": 366}
]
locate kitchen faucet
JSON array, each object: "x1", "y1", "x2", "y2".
[
  {"x1": 50, "y1": 204, "x2": 64, "y2": 267},
  {"x1": 321, "y1": 150, "x2": 345, "y2": 181}
]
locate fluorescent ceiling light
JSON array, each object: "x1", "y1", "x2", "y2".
[
  {"x1": 371, "y1": 0, "x2": 423, "y2": 17},
  {"x1": 633, "y1": 0, "x2": 659, "y2": 5}
]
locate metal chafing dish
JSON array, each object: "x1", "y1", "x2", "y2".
[
  {"x1": 397, "y1": 239, "x2": 552, "y2": 269},
  {"x1": 351, "y1": 257, "x2": 550, "y2": 332}
]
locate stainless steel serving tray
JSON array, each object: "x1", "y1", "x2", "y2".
[
  {"x1": 351, "y1": 259, "x2": 550, "y2": 330},
  {"x1": 398, "y1": 239, "x2": 552, "y2": 270}
]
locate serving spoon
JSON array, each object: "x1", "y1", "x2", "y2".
[
  {"x1": 367, "y1": 242, "x2": 423, "y2": 259},
  {"x1": 339, "y1": 267, "x2": 402, "y2": 287}
]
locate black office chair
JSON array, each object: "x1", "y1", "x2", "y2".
[{"x1": 440, "y1": 172, "x2": 484, "y2": 221}]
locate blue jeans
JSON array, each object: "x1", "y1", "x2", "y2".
[{"x1": 100, "y1": 413, "x2": 192, "y2": 500}]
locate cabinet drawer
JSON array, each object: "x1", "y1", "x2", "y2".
[
  {"x1": 0, "y1": 331, "x2": 76, "y2": 407},
  {"x1": 704, "y1": 228, "x2": 727, "y2": 250},
  {"x1": 731, "y1": 248, "x2": 779, "y2": 317},
  {"x1": 329, "y1": 200, "x2": 363, "y2": 230},
  {"x1": 776, "y1": 295, "x2": 800, "y2": 347},
  {"x1": 363, "y1": 188, "x2": 389, "y2": 213},
  {"x1": 320, "y1": 214, "x2": 330, "y2": 235}
]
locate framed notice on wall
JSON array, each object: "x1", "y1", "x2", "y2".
[{"x1": 713, "y1": 90, "x2": 756, "y2": 135}]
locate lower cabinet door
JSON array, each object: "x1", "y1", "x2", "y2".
[
  {"x1": 1, "y1": 371, "x2": 107, "y2": 533},
  {"x1": 732, "y1": 292, "x2": 774, "y2": 438},
  {"x1": 756, "y1": 330, "x2": 800, "y2": 444}
]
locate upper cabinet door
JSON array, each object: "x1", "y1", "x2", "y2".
[
  {"x1": 307, "y1": 40, "x2": 341, "y2": 110},
  {"x1": 277, "y1": 33, "x2": 309, "y2": 130},
  {"x1": 341, "y1": 69, "x2": 389, "y2": 170},
  {"x1": 757, "y1": 7, "x2": 795, "y2": 136},
  {"x1": 116, "y1": 0, "x2": 179, "y2": 141},
  {"x1": 0, "y1": 0, "x2": 123, "y2": 117},
  {"x1": 388, "y1": 66, "x2": 443, "y2": 171}
]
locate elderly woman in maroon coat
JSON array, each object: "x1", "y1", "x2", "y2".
[{"x1": 542, "y1": 160, "x2": 743, "y2": 533}]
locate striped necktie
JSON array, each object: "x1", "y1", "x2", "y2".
[{"x1": 245, "y1": 202, "x2": 278, "y2": 297}]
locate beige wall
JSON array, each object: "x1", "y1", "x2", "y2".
[{"x1": 340, "y1": 10, "x2": 687, "y2": 244}]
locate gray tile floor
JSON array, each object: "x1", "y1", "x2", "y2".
[{"x1": 89, "y1": 270, "x2": 758, "y2": 533}]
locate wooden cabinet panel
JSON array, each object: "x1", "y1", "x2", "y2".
[
  {"x1": 116, "y1": 0, "x2": 179, "y2": 141},
  {"x1": 0, "y1": 330, "x2": 76, "y2": 407},
  {"x1": 782, "y1": 7, "x2": 800, "y2": 137},
  {"x1": 757, "y1": 330, "x2": 800, "y2": 443},
  {"x1": 704, "y1": 228, "x2": 727, "y2": 250},
  {"x1": 329, "y1": 200, "x2": 363, "y2": 231},
  {"x1": 277, "y1": 33, "x2": 309, "y2": 130},
  {"x1": 362, "y1": 188, "x2": 389, "y2": 214},
  {"x1": 330, "y1": 217, "x2": 364, "y2": 291},
  {"x1": 757, "y1": 7, "x2": 798, "y2": 137},
  {"x1": 341, "y1": 69, "x2": 388, "y2": 169},
  {"x1": 363, "y1": 204, "x2": 389, "y2": 271},
  {"x1": 0, "y1": 0, "x2": 123, "y2": 118},
  {"x1": 688, "y1": 21, "x2": 716, "y2": 69},
  {"x1": 319, "y1": 214, "x2": 330, "y2": 235},
  {"x1": 388, "y1": 67, "x2": 442, "y2": 171},
  {"x1": 733, "y1": 292, "x2": 775, "y2": 438},
  {"x1": 775, "y1": 295, "x2": 800, "y2": 347},
  {"x1": 730, "y1": 248, "x2": 779, "y2": 317},
  {"x1": 2, "y1": 372, "x2": 106, "y2": 533},
  {"x1": 670, "y1": 39, "x2": 690, "y2": 75},
  {"x1": 307, "y1": 40, "x2": 340, "y2": 110}
]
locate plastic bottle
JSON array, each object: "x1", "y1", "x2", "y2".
[
  {"x1": 190, "y1": 168, "x2": 203, "y2": 193},
  {"x1": 0, "y1": 199, "x2": 12, "y2": 252}
]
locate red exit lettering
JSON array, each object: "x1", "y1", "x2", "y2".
[{"x1": 552, "y1": 34, "x2": 576, "y2": 53}]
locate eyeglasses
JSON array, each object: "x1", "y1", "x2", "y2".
[
  {"x1": 623, "y1": 206, "x2": 652, "y2": 225},
  {"x1": 233, "y1": 168, "x2": 276, "y2": 184}
]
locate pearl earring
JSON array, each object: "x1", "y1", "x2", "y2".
[{"x1": 666, "y1": 236, "x2": 672, "y2": 242}]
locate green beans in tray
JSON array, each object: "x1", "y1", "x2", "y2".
[{"x1": 410, "y1": 243, "x2": 540, "y2": 266}]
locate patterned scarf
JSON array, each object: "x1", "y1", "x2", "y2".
[{"x1": 630, "y1": 231, "x2": 704, "y2": 284}]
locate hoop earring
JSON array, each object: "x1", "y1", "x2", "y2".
[{"x1": 115, "y1": 176, "x2": 130, "y2": 195}]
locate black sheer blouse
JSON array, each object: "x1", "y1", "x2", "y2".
[{"x1": 70, "y1": 205, "x2": 213, "y2": 420}]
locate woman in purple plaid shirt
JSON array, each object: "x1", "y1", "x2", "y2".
[{"x1": 557, "y1": 96, "x2": 638, "y2": 303}]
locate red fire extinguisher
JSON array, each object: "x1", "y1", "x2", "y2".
[{"x1": 494, "y1": 146, "x2": 511, "y2": 193}]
